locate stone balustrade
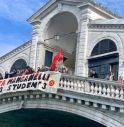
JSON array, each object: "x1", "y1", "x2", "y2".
[{"x1": 60, "y1": 74, "x2": 124, "y2": 100}]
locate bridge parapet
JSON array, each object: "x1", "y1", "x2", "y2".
[{"x1": 60, "y1": 74, "x2": 124, "y2": 100}]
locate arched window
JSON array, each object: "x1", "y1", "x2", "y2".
[
  {"x1": 11, "y1": 59, "x2": 27, "y2": 71},
  {"x1": 91, "y1": 39, "x2": 117, "y2": 56}
]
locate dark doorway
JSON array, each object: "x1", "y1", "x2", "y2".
[{"x1": 44, "y1": 50, "x2": 53, "y2": 67}]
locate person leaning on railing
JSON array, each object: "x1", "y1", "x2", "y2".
[
  {"x1": 4, "y1": 71, "x2": 9, "y2": 79},
  {"x1": 9, "y1": 69, "x2": 17, "y2": 78},
  {"x1": 3, "y1": 66, "x2": 35, "y2": 79},
  {"x1": 117, "y1": 76, "x2": 123, "y2": 83}
]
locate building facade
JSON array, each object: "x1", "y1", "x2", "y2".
[{"x1": 0, "y1": 0, "x2": 124, "y2": 80}]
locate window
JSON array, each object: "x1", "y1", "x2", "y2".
[
  {"x1": 91, "y1": 39, "x2": 117, "y2": 56},
  {"x1": 44, "y1": 50, "x2": 53, "y2": 67},
  {"x1": 11, "y1": 59, "x2": 27, "y2": 71}
]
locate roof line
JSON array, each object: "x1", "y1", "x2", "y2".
[
  {"x1": 27, "y1": 0, "x2": 57, "y2": 23},
  {"x1": 0, "y1": 40, "x2": 32, "y2": 61}
]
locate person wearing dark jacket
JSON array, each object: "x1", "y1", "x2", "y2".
[
  {"x1": 0, "y1": 73, "x2": 3, "y2": 80},
  {"x1": 4, "y1": 71, "x2": 9, "y2": 79},
  {"x1": 92, "y1": 70, "x2": 98, "y2": 78},
  {"x1": 9, "y1": 69, "x2": 17, "y2": 78}
]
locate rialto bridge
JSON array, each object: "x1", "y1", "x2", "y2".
[
  {"x1": 0, "y1": 0, "x2": 124, "y2": 126},
  {"x1": 0, "y1": 73, "x2": 124, "y2": 127}
]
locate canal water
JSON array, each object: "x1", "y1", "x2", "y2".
[{"x1": 0, "y1": 109, "x2": 105, "y2": 127}]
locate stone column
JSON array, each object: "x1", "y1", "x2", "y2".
[
  {"x1": 35, "y1": 41, "x2": 45, "y2": 69},
  {"x1": 29, "y1": 20, "x2": 46, "y2": 70},
  {"x1": 75, "y1": 9, "x2": 89, "y2": 77},
  {"x1": 29, "y1": 20, "x2": 42, "y2": 70},
  {"x1": 118, "y1": 54, "x2": 124, "y2": 78}
]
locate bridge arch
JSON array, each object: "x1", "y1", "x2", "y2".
[
  {"x1": 0, "y1": 93, "x2": 122, "y2": 127},
  {"x1": 0, "y1": 109, "x2": 105, "y2": 127}
]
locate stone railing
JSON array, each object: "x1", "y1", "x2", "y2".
[
  {"x1": 0, "y1": 73, "x2": 124, "y2": 116},
  {"x1": 60, "y1": 74, "x2": 124, "y2": 100}
]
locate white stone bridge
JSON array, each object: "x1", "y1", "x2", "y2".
[{"x1": 0, "y1": 74, "x2": 124, "y2": 127}]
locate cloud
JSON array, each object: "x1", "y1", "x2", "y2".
[{"x1": 0, "y1": 0, "x2": 48, "y2": 23}]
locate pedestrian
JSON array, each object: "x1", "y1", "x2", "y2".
[
  {"x1": 4, "y1": 71, "x2": 9, "y2": 79},
  {"x1": 109, "y1": 72, "x2": 114, "y2": 81},
  {"x1": 0, "y1": 73, "x2": 3, "y2": 80},
  {"x1": 89, "y1": 69, "x2": 93, "y2": 78},
  {"x1": 92, "y1": 70, "x2": 98, "y2": 78}
]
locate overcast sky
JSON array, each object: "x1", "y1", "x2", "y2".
[{"x1": 0, "y1": 0, "x2": 124, "y2": 57}]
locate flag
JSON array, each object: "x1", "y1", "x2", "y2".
[{"x1": 50, "y1": 49, "x2": 63, "y2": 71}]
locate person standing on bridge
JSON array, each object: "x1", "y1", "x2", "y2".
[
  {"x1": 92, "y1": 70, "x2": 98, "y2": 78},
  {"x1": 109, "y1": 72, "x2": 114, "y2": 81},
  {"x1": 0, "y1": 73, "x2": 3, "y2": 80}
]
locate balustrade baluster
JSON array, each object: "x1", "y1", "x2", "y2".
[
  {"x1": 81, "y1": 81, "x2": 85, "y2": 92},
  {"x1": 68, "y1": 79, "x2": 70, "y2": 90},
  {"x1": 110, "y1": 85, "x2": 115, "y2": 98},
  {"x1": 77, "y1": 80, "x2": 80, "y2": 90},
  {"x1": 60, "y1": 78, "x2": 64, "y2": 88},
  {"x1": 106, "y1": 86, "x2": 111, "y2": 97},
  {"x1": 94, "y1": 83, "x2": 98, "y2": 95},
  {"x1": 84, "y1": 80, "x2": 90, "y2": 93},
  {"x1": 70, "y1": 79, "x2": 74, "y2": 90},
  {"x1": 59, "y1": 78, "x2": 62, "y2": 88},
  {"x1": 76, "y1": 80, "x2": 79, "y2": 91},
  {"x1": 98, "y1": 83, "x2": 102, "y2": 95},
  {"x1": 13, "y1": 97, "x2": 17, "y2": 101},
  {"x1": 73, "y1": 80, "x2": 75, "y2": 90},
  {"x1": 103, "y1": 84, "x2": 107, "y2": 96},
  {"x1": 90, "y1": 82, "x2": 94, "y2": 94},
  {"x1": 63, "y1": 78, "x2": 67, "y2": 89},
  {"x1": 66, "y1": 80, "x2": 70, "y2": 90},
  {"x1": 77, "y1": 80, "x2": 81, "y2": 91},
  {"x1": 74, "y1": 80, "x2": 78, "y2": 91},
  {"x1": 115, "y1": 86, "x2": 119, "y2": 98},
  {"x1": 36, "y1": 95, "x2": 40, "y2": 99}
]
